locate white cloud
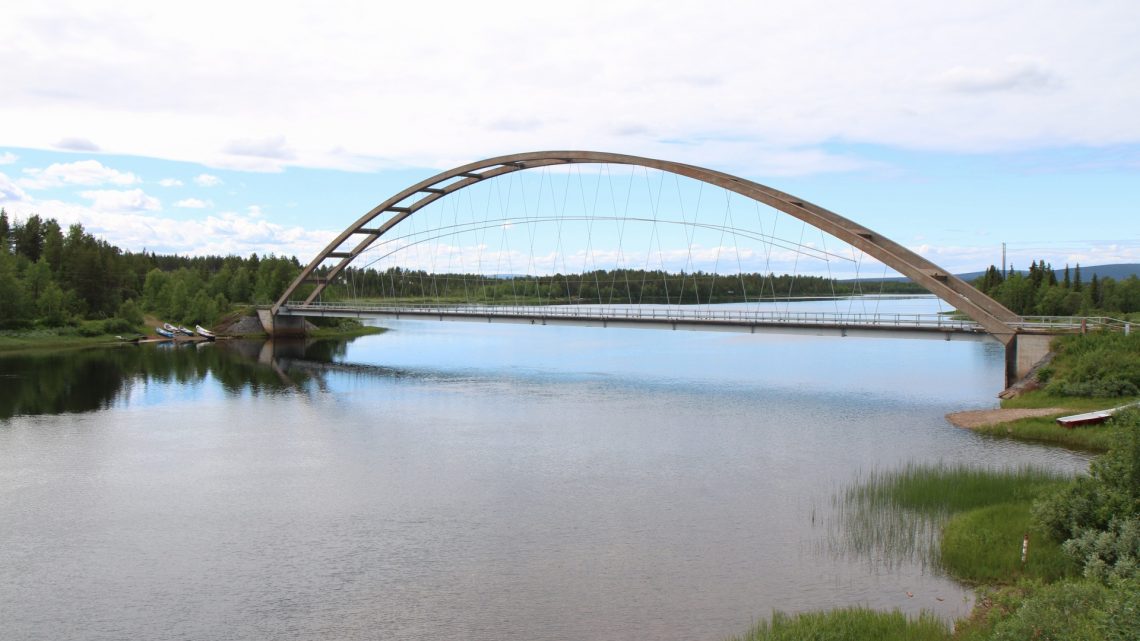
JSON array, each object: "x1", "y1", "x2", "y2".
[
  {"x1": 174, "y1": 197, "x2": 212, "y2": 208},
  {"x1": 1, "y1": 2, "x2": 1138, "y2": 173},
  {"x1": 0, "y1": 172, "x2": 29, "y2": 202},
  {"x1": 2, "y1": 196, "x2": 335, "y2": 258},
  {"x1": 0, "y1": 152, "x2": 17, "y2": 165},
  {"x1": 21, "y1": 160, "x2": 141, "y2": 189},
  {"x1": 158, "y1": 178, "x2": 184, "y2": 187},
  {"x1": 222, "y1": 135, "x2": 295, "y2": 160},
  {"x1": 937, "y1": 58, "x2": 1062, "y2": 94},
  {"x1": 80, "y1": 188, "x2": 161, "y2": 213},
  {"x1": 194, "y1": 173, "x2": 222, "y2": 187}
]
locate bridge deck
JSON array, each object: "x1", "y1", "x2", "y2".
[{"x1": 278, "y1": 302, "x2": 1006, "y2": 341}]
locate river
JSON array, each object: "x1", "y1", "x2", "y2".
[{"x1": 0, "y1": 297, "x2": 1090, "y2": 640}]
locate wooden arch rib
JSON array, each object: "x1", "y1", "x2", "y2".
[{"x1": 272, "y1": 151, "x2": 1019, "y2": 344}]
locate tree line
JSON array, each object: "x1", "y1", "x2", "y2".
[
  {"x1": 973, "y1": 261, "x2": 1140, "y2": 316},
  {"x1": 0, "y1": 210, "x2": 303, "y2": 330},
  {"x1": 325, "y1": 266, "x2": 928, "y2": 305}
]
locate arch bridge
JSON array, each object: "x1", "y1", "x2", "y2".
[{"x1": 265, "y1": 151, "x2": 1091, "y2": 387}]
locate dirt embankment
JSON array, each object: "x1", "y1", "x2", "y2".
[{"x1": 945, "y1": 407, "x2": 1068, "y2": 429}]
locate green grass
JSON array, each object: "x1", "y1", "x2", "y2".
[
  {"x1": 972, "y1": 415, "x2": 1125, "y2": 452},
  {"x1": 727, "y1": 608, "x2": 951, "y2": 641},
  {"x1": 0, "y1": 326, "x2": 140, "y2": 353},
  {"x1": 1001, "y1": 390, "x2": 1137, "y2": 411},
  {"x1": 846, "y1": 463, "x2": 1066, "y2": 514},
  {"x1": 835, "y1": 463, "x2": 1071, "y2": 581},
  {"x1": 941, "y1": 503, "x2": 1075, "y2": 584}
]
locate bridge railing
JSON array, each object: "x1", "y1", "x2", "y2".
[
  {"x1": 281, "y1": 301, "x2": 987, "y2": 331},
  {"x1": 1014, "y1": 316, "x2": 1131, "y2": 331}
]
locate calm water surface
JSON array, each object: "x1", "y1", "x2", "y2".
[{"x1": 0, "y1": 298, "x2": 1091, "y2": 640}]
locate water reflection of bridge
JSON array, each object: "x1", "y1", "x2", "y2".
[{"x1": 263, "y1": 151, "x2": 1113, "y2": 387}]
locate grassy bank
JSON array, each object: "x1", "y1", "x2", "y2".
[
  {"x1": 737, "y1": 409, "x2": 1140, "y2": 640},
  {"x1": 1, "y1": 317, "x2": 387, "y2": 353},
  {"x1": 976, "y1": 331, "x2": 1140, "y2": 451},
  {"x1": 0, "y1": 324, "x2": 143, "y2": 353},
  {"x1": 970, "y1": 413, "x2": 1126, "y2": 452},
  {"x1": 837, "y1": 463, "x2": 1071, "y2": 583},
  {"x1": 728, "y1": 608, "x2": 951, "y2": 641}
]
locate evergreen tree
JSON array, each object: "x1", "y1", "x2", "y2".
[
  {"x1": 13, "y1": 214, "x2": 44, "y2": 261},
  {"x1": 0, "y1": 209, "x2": 9, "y2": 254},
  {"x1": 1063, "y1": 264, "x2": 1071, "y2": 289},
  {"x1": 1074, "y1": 263, "x2": 1083, "y2": 292}
]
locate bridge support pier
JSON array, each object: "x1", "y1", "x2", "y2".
[
  {"x1": 1005, "y1": 333, "x2": 1055, "y2": 389},
  {"x1": 258, "y1": 309, "x2": 308, "y2": 337}
]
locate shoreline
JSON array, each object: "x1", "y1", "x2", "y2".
[{"x1": 945, "y1": 407, "x2": 1069, "y2": 430}]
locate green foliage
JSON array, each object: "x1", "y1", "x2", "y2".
[
  {"x1": 1064, "y1": 517, "x2": 1140, "y2": 582},
  {"x1": 1034, "y1": 410, "x2": 1140, "y2": 580},
  {"x1": 727, "y1": 608, "x2": 950, "y2": 641},
  {"x1": 974, "y1": 261, "x2": 1140, "y2": 316},
  {"x1": 116, "y1": 299, "x2": 144, "y2": 327},
  {"x1": 1041, "y1": 331, "x2": 1140, "y2": 398},
  {"x1": 75, "y1": 322, "x2": 104, "y2": 337},
  {"x1": 0, "y1": 251, "x2": 31, "y2": 328},
  {"x1": 0, "y1": 214, "x2": 309, "y2": 329},
  {"x1": 941, "y1": 503, "x2": 1075, "y2": 583},
  {"x1": 960, "y1": 579, "x2": 1140, "y2": 641},
  {"x1": 101, "y1": 317, "x2": 136, "y2": 334}
]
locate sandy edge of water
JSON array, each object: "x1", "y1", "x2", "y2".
[{"x1": 945, "y1": 407, "x2": 1068, "y2": 429}]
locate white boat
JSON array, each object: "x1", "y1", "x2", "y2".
[
  {"x1": 195, "y1": 325, "x2": 216, "y2": 341},
  {"x1": 1057, "y1": 401, "x2": 1140, "y2": 428},
  {"x1": 176, "y1": 326, "x2": 195, "y2": 336}
]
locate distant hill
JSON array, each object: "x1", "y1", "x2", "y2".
[{"x1": 845, "y1": 263, "x2": 1140, "y2": 284}]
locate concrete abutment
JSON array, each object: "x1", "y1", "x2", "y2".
[
  {"x1": 1004, "y1": 333, "x2": 1055, "y2": 389},
  {"x1": 258, "y1": 309, "x2": 308, "y2": 337}
]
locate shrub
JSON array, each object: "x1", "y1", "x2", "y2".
[
  {"x1": 1034, "y1": 409, "x2": 1140, "y2": 579},
  {"x1": 987, "y1": 580, "x2": 1108, "y2": 641},
  {"x1": 102, "y1": 317, "x2": 136, "y2": 334}
]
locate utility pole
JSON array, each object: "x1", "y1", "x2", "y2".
[{"x1": 1002, "y1": 242, "x2": 1007, "y2": 277}]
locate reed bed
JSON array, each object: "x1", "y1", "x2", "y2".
[
  {"x1": 829, "y1": 463, "x2": 1071, "y2": 576},
  {"x1": 727, "y1": 607, "x2": 951, "y2": 641}
]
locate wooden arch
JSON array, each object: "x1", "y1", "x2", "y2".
[{"x1": 272, "y1": 151, "x2": 1019, "y2": 344}]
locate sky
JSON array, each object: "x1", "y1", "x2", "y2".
[{"x1": 1, "y1": 0, "x2": 1138, "y2": 276}]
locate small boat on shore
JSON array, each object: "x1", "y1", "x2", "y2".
[
  {"x1": 1056, "y1": 401, "x2": 1140, "y2": 428},
  {"x1": 195, "y1": 325, "x2": 216, "y2": 341},
  {"x1": 176, "y1": 326, "x2": 195, "y2": 336},
  {"x1": 156, "y1": 327, "x2": 176, "y2": 339}
]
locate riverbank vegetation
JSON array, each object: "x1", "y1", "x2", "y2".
[
  {"x1": 729, "y1": 608, "x2": 952, "y2": 641},
  {"x1": 976, "y1": 331, "x2": 1140, "y2": 451},
  {"x1": 741, "y1": 409, "x2": 1140, "y2": 640}
]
